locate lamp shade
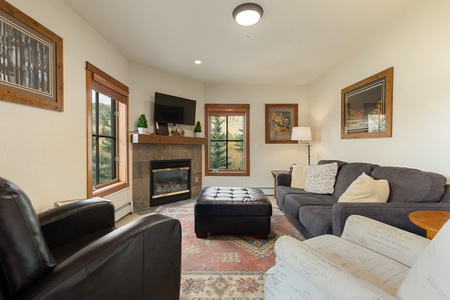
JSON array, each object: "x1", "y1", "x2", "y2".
[
  {"x1": 233, "y1": 3, "x2": 263, "y2": 26},
  {"x1": 291, "y1": 127, "x2": 312, "y2": 141}
]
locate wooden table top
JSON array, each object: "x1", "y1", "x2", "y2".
[{"x1": 409, "y1": 210, "x2": 450, "y2": 239}]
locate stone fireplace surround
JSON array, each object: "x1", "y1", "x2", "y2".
[{"x1": 131, "y1": 134, "x2": 204, "y2": 211}]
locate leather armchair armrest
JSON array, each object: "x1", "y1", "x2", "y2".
[
  {"x1": 38, "y1": 198, "x2": 115, "y2": 249},
  {"x1": 332, "y1": 202, "x2": 450, "y2": 237},
  {"x1": 15, "y1": 214, "x2": 182, "y2": 300}
]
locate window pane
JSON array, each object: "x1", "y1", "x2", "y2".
[
  {"x1": 98, "y1": 137, "x2": 115, "y2": 184},
  {"x1": 92, "y1": 90, "x2": 97, "y2": 135},
  {"x1": 209, "y1": 116, "x2": 226, "y2": 141},
  {"x1": 98, "y1": 93, "x2": 113, "y2": 137},
  {"x1": 92, "y1": 137, "x2": 97, "y2": 185},
  {"x1": 227, "y1": 116, "x2": 244, "y2": 140},
  {"x1": 209, "y1": 141, "x2": 227, "y2": 170},
  {"x1": 228, "y1": 141, "x2": 244, "y2": 170}
]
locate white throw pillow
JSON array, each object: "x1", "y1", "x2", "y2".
[
  {"x1": 291, "y1": 165, "x2": 308, "y2": 189},
  {"x1": 338, "y1": 172, "x2": 390, "y2": 203},
  {"x1": 304, "y1": 162, "x2": 338, "y2": 194},
  {"x1": 397, "y1": 219, "x2": 450, "y2": 299}
]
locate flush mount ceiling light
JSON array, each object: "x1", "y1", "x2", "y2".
[{"x1": 233, "y1": 3, "x2": 263, "y2": 26}]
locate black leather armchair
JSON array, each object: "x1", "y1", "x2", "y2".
[{"x1": 0, "y1": 177, "x2": 181, "y2": 300}]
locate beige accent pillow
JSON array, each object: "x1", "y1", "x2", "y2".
[
  {"x1": 291, "y1": 165, "x2": 308, "y2": 189},
  {"x1": 305, "y1": 162, "x2": 338, "y2": 194},
  {"x1": 338, "y1": 172, "x2": 390, "y2": 203}
]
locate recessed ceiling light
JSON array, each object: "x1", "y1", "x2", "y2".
[
  {"x1": 233, "y1": 3, "x2": 263, "y2": 26},
  {"x1": 193, "y1": 59, "x2": 203, "y2": 65}
]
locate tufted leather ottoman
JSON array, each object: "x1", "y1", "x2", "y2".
[{"x1": 194, "y1": 186, "x2": 272, "y2": 239}]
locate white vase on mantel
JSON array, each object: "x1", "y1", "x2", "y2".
[
  {"x1": 137, "y1": 127, "x2": 146, "y2": 134},
  {"x1": 194, "y1": 132, "x2": 201, "y2": 138}
]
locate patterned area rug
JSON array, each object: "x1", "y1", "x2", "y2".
[{"x1": 155, "y1": 202, "x2": 304, "y2": 299}]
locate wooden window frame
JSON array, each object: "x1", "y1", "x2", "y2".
[
  {"x1": 86, "y1": 62, "x2": 129, "y2": 198},
  {"x1": 205, "y1": 104, "x2": 250, "y2": 176}
]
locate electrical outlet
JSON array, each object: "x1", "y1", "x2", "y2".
[{"x1": 195, "y1": 176, "x2": 199, "y2": 183}]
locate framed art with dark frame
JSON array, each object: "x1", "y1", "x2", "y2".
[
  {"x1": 341, "y1": 67, "x2": 393, "y2": 139},
  {"x1": 0, "y1": 1, "x2": 63, "y2": 111},
  {"x1": 265, "y1": 103, "x2": 298, "y2": 144}
]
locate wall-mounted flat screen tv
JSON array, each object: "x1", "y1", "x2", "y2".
[{"x1": 154, "y1": 92, "x2": 196, "y2": 126}]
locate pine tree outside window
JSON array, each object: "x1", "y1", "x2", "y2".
[{"x1": 205, "y1": 104, "x2": 250, "y2": 176}]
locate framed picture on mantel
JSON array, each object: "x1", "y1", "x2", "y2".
[
  {"x1": 265, "y1": 104, "x2": 298, "y2": 144},
  {"x1": 341, "y1": 67, "x2": 393, "y2": 139},
  {"x1": 0, "y1": 1, "x2": 64, "y2": 111}
]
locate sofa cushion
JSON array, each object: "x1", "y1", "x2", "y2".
[
  {"x1": 284, "y1": 193, "x2": 337, "y2": 219},
  {"x1": 291, "y1": 165, "x2": 308, "y2": 189},
  {"x1": 338, "y1": 173, "x2": 389, "y2": 203},
  {"x1": 0, "y1": 177, "x2": 56, "y2": 296},
  {"x1": 332, "y1": 162, "x2": 379, "y2": 198},
  {"x1": 371, "y1": 166, "x2": 447, "y2": 203},
  {"x1": 305, "y1": 163, "x2": 338, "y2": 194},
  {"x1": 276, "y1": 186, "x2": 312, "y2": 208},
  {"x1": 299, "y1": 206, "x2": 333, "y2": 236}
]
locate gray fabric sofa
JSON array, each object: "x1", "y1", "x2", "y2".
[{"x1": 276, "y1": 160, "x2": 450, "y2": 239}]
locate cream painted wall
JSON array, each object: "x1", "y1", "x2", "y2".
[
  {"x1": 204, "y1": 84, "x2": 309, "y2": 188},
  {"x1": 128, "y1": 62, "x2": 205, "y2": 136},
  {"x1": 309, "y1": 0, "x2": 450, "y2": 178},
  {"x1": 1, "y1": 0, "x2": 130, "y2": 212}
]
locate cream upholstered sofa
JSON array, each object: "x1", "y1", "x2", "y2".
[{"x1": 265, "y1": 215, "x2": 450, "y2": 299}]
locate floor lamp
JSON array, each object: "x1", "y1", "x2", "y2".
[{"x1": 291, "y1": 127, "x2": 312, "y2": 165}]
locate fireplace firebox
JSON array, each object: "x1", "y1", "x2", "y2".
[{"x1": 150, "y1": 159, "x2": 191, "y2": 206}]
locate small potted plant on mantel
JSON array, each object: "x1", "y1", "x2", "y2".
[
  {"x1": 137, "y1": 114, "x2": 148, "y2": 134},
  {"x1": 194, "y1": 121, "x2": 202, "y2": 137}
]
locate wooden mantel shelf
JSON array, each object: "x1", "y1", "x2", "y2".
[{"x1": 131, "y1": 133, "x2": 206, "y2": 145}]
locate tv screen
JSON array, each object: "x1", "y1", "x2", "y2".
[{"x1": 154, "y1": 92, "x2": 196, "y2": 126}]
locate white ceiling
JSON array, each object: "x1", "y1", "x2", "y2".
[{"x1": 63, "y1": 0, "x2": 414, "y2": 85}]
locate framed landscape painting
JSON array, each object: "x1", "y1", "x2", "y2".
[
  {"x1": 0, "y1": 1, "x2": 63, "y2": 111},
  {"x1": 341, "y1": 67, "x2": 393, "y2": 139},
  {"x1": 265, "y1": 104, "x2": 298, "y2": 144}
]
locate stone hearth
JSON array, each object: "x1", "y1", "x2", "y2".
[{"x1": 132, "y1": 136, "x2": 203, "y2": 211}]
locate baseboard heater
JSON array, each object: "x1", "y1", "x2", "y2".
[{"x1": 115, "y1": 201, "x2": 132, "y2": 222}]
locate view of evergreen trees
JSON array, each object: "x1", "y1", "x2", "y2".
[
  {"x1": 92, "y1": 94, "x2": 116, "y2": 186},
  {"x1": 209, "y1": 115, "x2": 244, "y2": 171}
]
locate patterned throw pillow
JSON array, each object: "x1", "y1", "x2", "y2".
[{"x1": 305, "y1": 162, "x2": 338, "y2": 194}]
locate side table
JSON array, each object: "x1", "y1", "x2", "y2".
[
  {"x1": 409, "y1": 210, "x2": 450, "y2": 239},
  {"x1": 270, "y1": 170, "x2": 288, "y2": 199}
]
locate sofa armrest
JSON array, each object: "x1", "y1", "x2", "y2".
[
  {"x1": 38, "y1": 198, "x2": 115, "y2": 249},
  {"x1": 15, "y1": 214, "x2": 181, "y2": 300},
  {"x1": 268, "y1": 236, "x2": 396, "y2": 299},
  {"x1": 332, "y1": 202, "x2": 450, "y2": 237},
  {"x1": 276, "y1": 172, "x2": 292, "y2": 187}
]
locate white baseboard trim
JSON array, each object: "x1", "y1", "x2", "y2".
[{"x1": 115, "y1": 201, "x2": 132, "y2": 222}]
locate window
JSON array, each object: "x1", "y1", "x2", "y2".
[
  {"x1": 86, "y1": 62, "x2": 129, "y2": 197},
  {"x1": 205, "y1": 104, "x2": 250, "y2": 176}
]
